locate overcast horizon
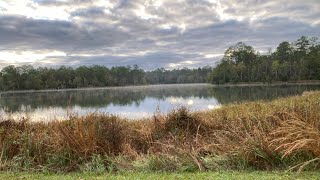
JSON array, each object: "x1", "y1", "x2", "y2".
[{"x1": 0, "y1": 0, "x2": 320, "y2": 70}]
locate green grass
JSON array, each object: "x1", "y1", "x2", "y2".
[
  {"x1": 1, "y1": 171, "x2": 320, "y2": 180},
  {"x1": 0, "y1": 171, "x2": 320, "y2": 180}
]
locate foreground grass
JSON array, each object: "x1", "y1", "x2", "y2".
[
  {"x1": 1, "y1": 171, "x2": 320, "y2": 180},
  {"x1": 0, "y1": 91, "x2": 320, "y2": 173}
]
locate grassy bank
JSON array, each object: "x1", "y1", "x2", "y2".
[{"x1": 0, "y1": 91, "x2": 319, "y2": 173}]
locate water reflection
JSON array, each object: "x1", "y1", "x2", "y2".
[{"x1": 1, "y1": 84, "x2": 320, "y2": 121}]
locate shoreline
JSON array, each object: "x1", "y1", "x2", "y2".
[
  {"x1": 1, "y1": 81, "x2": 320, "y2": 94},
  {"x1": 214, "y1": 81, "x2": 320, "y2": 87},
  {"x1": 0, "y1": 83, "x2": 210, "y2": 94}
]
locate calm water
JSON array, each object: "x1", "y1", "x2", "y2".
[{"x1": 1, "y1": 84, "x2": 320, "y2": 121}]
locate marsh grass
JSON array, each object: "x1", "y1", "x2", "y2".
[{"x1": 0, "y1": 91, "x2": 319, "y2": 172}]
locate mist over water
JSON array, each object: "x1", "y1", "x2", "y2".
[{"x1": 1, "y1": 84, "x2": 320, "y2": 121}]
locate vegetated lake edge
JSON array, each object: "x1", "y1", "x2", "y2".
[{"x1": 0, "y1": 90, "x2": 319, "y2": 176}]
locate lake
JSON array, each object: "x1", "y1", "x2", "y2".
[{"x1": 1, "y1": 83, "x2": 320, "y2": 121}]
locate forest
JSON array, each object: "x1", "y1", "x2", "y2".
[
  {"x1": 0, "y1": 64, "x2": 212, "y2": 90},
  {"x1": 0, "y1": 36, "x2": 319, "y2": 91},
  {"x1": 209, "y1": 36, "x2": 320, "y2": 84}
]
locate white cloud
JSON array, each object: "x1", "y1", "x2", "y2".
[
  {"x1": 0, "y1": 0, "x2": 70, "y2": 20},
  {"x1": 0, "y1": 50, "x2": 66, "y2": 63},
  {"x1": 134, "y1": 4, "x2": 159, "y2": 20},
  {"x1": 203, "y1": 53, "x2": 224, "y2": 58}
]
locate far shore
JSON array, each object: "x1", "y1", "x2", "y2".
[{"x1": 1, "y1": 81, "x2": 320, "y2": 94}]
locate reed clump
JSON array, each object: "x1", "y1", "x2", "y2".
[{"x1": 0, "y1": 91, "x2": 319, "y2": 172}]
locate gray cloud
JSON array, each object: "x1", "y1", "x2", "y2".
[
  {"x1": 33, "y1": 0, "x2": 94, "y2": 6},
  {"x1": 70, "y1": 6, "x2": 106, "y2": 17},
  {"x1": 0, "y1": 0, "x2": 319, "y2": 70},
  {"x1": 41, "y1": 51, "x2": 212, "y2": 70},
  {"x1": 0, "y1": 15, "x2": 131, "y2": 52}
]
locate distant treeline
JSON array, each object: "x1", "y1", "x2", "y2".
[
  {"x1": 209, "y1": 36, "x2": 320, "y2": 84},
  {"x1": 0, "y1": 64, "x2": 212, "y2": 90},
  {"x1": 0, "y1": 36, "x2": 319, "y2": 91}
]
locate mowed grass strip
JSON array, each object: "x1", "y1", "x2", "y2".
[{"x1": 1, "y1": 171, "x2": 320, "y2": 180}]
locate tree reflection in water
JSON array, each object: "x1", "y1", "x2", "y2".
[{"x1": 1, "y1": 84, "x2": 320, "y2": 121}]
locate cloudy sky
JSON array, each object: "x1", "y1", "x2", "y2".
[{"x1": 0, "y1": 0, "x2": 319, "y2": 70}]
